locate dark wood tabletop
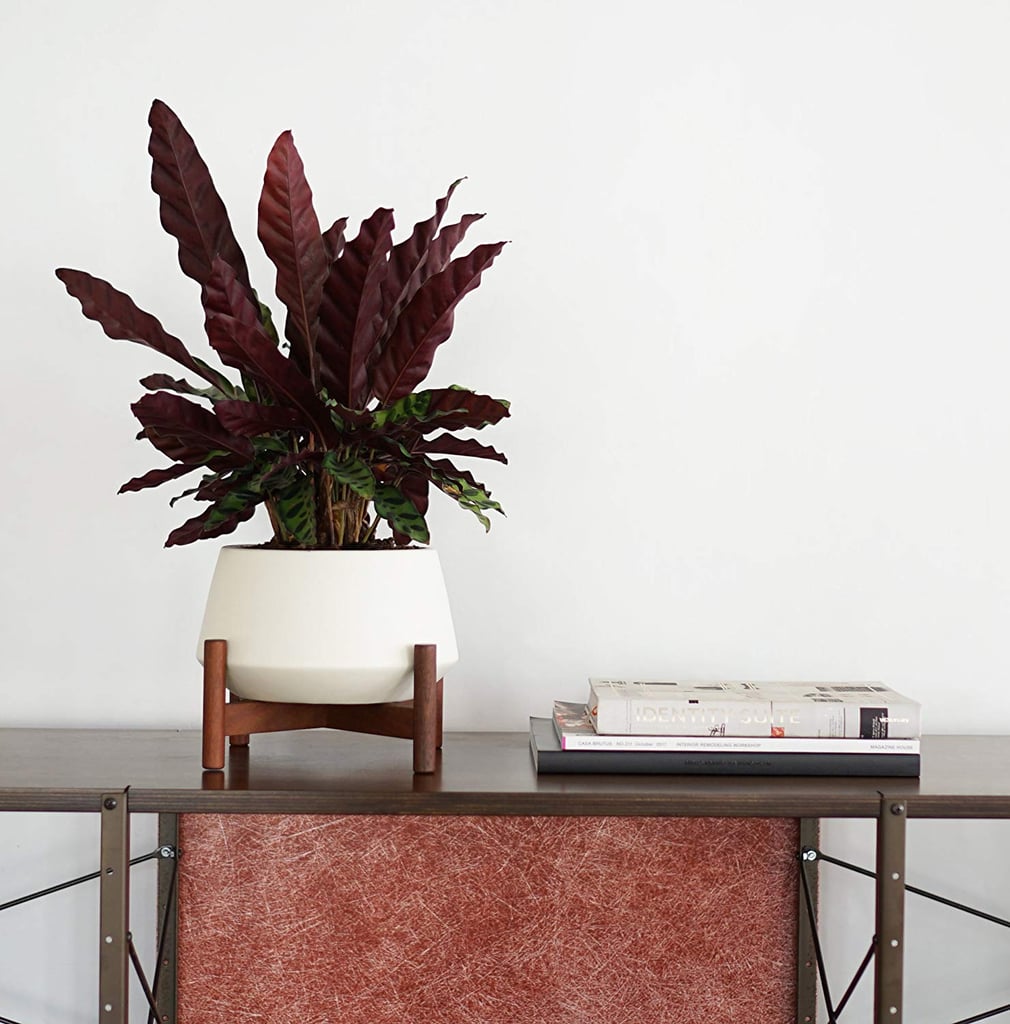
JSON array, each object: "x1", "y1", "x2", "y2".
[{"x1": 0, "y1": 729, "x2": 1007, "y2": 818}]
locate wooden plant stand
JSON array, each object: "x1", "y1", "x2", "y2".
[{"x1": 201, "y1": 639, "x2": 444, "y2": 774}]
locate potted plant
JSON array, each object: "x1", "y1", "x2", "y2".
[{"x1": 56, "y1": 99, "x2": 509, "y2": 704}]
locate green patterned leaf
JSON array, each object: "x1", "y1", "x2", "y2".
[
  {"x1": 456, "y1": 500, "x2": 491, "y2": 531},
  {"x1": 373, "y1": 484, "x2": 429, "y2": 543},
  {"x1": 164, "y1": 488, "x2": 260, "y2": 547},
  {"x1": 252, "y1": 436, "x2": 292, "y2": 456},
  {"x1": 422, "y1": 457, "x2": 503, "y2": 532},
  {"x1": 441, "y1": 481, "x2": 502, "y2": 531},
  {"x1": 371, "y1": 390, "x2": 433, "y2": 427},
  {"x1": 271, "y1": 474, "x2": 317, "y2": 546},
  {"x1": 207, "y1": 484, "x2": 264, "y2": 524},
  {"x1": 390, "y1": 472, "x2": 430, "y2": 547},
  {"x1": 322, "y1": 453, "x2": 376, "y2": 498},
  {"x1": 371, "y1": 386, "x2": 509, "y2": 433},
  {"x1": 256, "y1": 293, "x2": 281, "y2": 345}
]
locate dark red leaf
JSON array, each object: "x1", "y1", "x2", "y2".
[
  {"x1": 324, "y1": 400, "x2": 375, "y2": 430},
  {"x1": 202, "y1": 257, "x2": 264, "y2": 330},
  {"x1": 257, "y1": 132, "x2": 327, "y2": 384},
  {"x1": 165, "y1": 502, "x2": 256, "y2": 547},
  {"x1": 383, "y1": 181, "x2": 459, "y2": 295},
  {"x1": 205, "y1": 315, "x2": 334, "y2": 444},
  {"x1": 55, "y1": 268, "x2": 233, "y2": 393},
  {"x1": 425, "y1": 213, "x2": 486, "y2": 277},
  {"x1": 131, "y1": 392, "x2": 254, "y2": 465},
  {"x1": 195, "y1": 473, "x2": 237, "y2": 502},
  {"x1": 376, "y1": 211, "x2": 485, "y2": 355},
  {"x1": 322, "y1": 217, "x2": 348, "y2": 262},
  {"x1": 147, "y1": 100, "x2": 251, "y2": 292},
  {"x1": 214, "y1": 399, "x2": 307, "y2": 437},
  {"x1": 371, "y1": 241, "x2": 506, "y2": 404},
  {"x1": 403, "y1": 472, "x2": 430, "y2": 516},
  {"x1": 375, "y1": 183, "x2": 475, "y2": 345},
  {"x1": 316, "y1": 207, "x2": 394, "y2": 407},
  {"x1": 420, "y1": 390, "x2": 510, "y2": 432},
  {"x1": 413, "y1": 434, "x2": 508, "y2": 463},
  {"x1": 118, "y1": 462, "x2": 200, "y2": 493},
  {"x1": 140, "y1": 374, "x2": 205, "y2": 395},
  {"x1": 376, "y1": 212, "x2": 486, "y2": 360}
]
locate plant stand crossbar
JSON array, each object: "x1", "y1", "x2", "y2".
[
  {"x1": 201, "y1": 639, "x2": 444, "y2": 774},
  {"x1": 801, "y1": 846, "x2": 1010, "y2": 1024},
  {"x1": 0, "y1": 843, "x2": 178, "y2": 1024}
]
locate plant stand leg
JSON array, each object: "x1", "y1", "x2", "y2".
[
  {"x1": 201, "y1": 639, "x2": 445, "y2": 773},
  {"x1": 413, "y1": 644, "x2": 440, "y2": 774},
  {"x1": 202, "y1": 639, "x2": 227, "y2": 771},
  {"x1": 228, "y1": 694, "x2": 250, "y2": 749}
]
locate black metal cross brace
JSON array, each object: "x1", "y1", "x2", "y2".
[
  {"x1": 801, "y1": 844, "x2": 1010, "y2": 1024},
  {"x1": 0, "y1": 791, "x2": 178, "y2": 1024}
]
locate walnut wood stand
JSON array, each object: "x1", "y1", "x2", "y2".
[{"x1": 201, "y1": 639, "x2": 444, "y2": 774}]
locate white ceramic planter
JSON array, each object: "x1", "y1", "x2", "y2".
[{"x1": 197, "y1": 546, "x2": 459, "y2": 704}]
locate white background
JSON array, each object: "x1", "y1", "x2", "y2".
[{"x1": 2, "y1": 1, "x2": 1010, "y2": 1020}]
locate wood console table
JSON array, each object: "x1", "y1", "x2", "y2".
[{"x1": 2, "y1": 730, "x2": 1008, "y2": 1024}]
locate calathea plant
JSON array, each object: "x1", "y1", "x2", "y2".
[{"x1": 56, "y1": 100, "x2": 509, "y2": 549}]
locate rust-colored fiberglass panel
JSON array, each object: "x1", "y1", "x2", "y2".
[{"x1": 177, "y1": 814, "x2": 797, "y2": 1024}]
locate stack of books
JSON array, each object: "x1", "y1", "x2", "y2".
[{"x1": 529, "y1": 679, "x2": 922, "y2": 777}]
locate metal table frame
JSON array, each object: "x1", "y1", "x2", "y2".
[{"x1": 4, "y1": 729, "x2": 1008, "y2": 1024}]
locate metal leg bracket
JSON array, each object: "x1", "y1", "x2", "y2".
[
  {"x1": 99, "y1": 789, "x2": 130, "y2": 1024},
  {"x1": 875, "y1": 795, "x2": 907, "y2": 1024}
]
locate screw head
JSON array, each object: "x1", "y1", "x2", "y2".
[
  {"x1": 890, "y1": 803, "x2": 905, "y2": 815},
  {"x1": 103, "y1": 798, "x2": 118, "y2": 810}
]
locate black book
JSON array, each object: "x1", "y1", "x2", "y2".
[{"x1": 529, "y1": 718, "x2": 920, "y2": 777}]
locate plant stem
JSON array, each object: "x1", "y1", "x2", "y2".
[
  {"x1": 361, "y1": 516, "x2": 379, "y2": 544},
  {"x1": 264, "y1": 499, "x2": 283, "y2": 544},
  {"x1": 322, "y1": 471, "x2": 337, "y2": 548}
]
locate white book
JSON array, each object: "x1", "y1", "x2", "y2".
[
  {"x1": 587, "y1": 679, "x2": 922, "y2": 739},
  {"x1": 587, "y1": 680, "x2": 773, "y2": 737},
  {"x1": 553, "y1": 701, "x2": 920, "y2": 754}
]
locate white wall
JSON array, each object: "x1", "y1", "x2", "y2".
[{"x1": 2, "y1": 1, "x2": 1009, "y2": 1020}]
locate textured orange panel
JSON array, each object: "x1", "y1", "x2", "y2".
[{"x1": 177, "y1": 815, "x2": 797, "y2": 1023}]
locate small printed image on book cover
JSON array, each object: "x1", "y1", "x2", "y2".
[
  {"x1": 767, "y1": 683, "x2": 920, "y2": 739},
  {"x1": 553, "y1": 700, "x2": 593, "y2": 732}
]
